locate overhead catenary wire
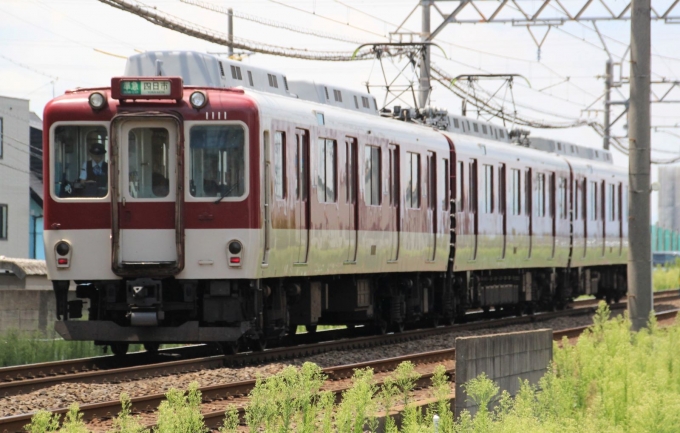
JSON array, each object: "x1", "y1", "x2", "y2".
[
  {"x1": 97, "y1": 0, "x2": 381, "y2": 61},
  {"x1": 180, "y1": 0, "x2": 368, "y2": 45}
]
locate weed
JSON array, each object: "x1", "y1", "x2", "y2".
[
  {"x1": 336, "y1": 368, "x2": 377, "y2": 433},
  {"x1": 109, "y1": 393, "x2": 148, "y2": 433},
  {"x1": 217, "y1": 406, "x2": 239, "y2": 433},
  {"x1": 24, "y1": 410, "x2": 60, "y2": 433},
  {"x1": 394, "y1": 361, "x2": 421, "y2": 406},
  {"x1": 154, "y1": 382, "x2": 207, "y2": 433}
]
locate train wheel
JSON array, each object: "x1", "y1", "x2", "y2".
[
  {"x1": 219, "y1": 341, "x2": 239, "y2": 356},
  {"x1": 373, "y1": 320, "x2": 388, "y2": 335},
  {"x1": 110, "y1": 343, "x2": 129, "y2": 356},
  {"x1": 249, "y1": 336, "x2": 267, "y2": 352},
  {"x1": 143, "y1": 343, "x2": 160, "y2": 354},
  {"x1": 305, "y1": 324, "x2": 317, "y2": 334}
]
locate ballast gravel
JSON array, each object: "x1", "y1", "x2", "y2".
[{"x1": 2, "y1": 299, "x2": 678, "y2": 417}]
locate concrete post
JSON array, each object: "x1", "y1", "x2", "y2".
[
  {"x1": 628, "y1": 0, "x2": 653, "y2": 331},
  {"x1": 419, "y1": 0, "x2": 431, "y2": 109},
  {"x1": 604, "y1": 60, "x2": 612, "y2": 150},
  {"x1": 228, "y1": 8, "x2": 234, "y2": 58}
]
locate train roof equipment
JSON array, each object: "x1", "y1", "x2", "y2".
[{"x1": 124, "y1": 50, "x2": 612, "y2": 165}]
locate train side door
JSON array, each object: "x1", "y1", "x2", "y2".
[
  {"x1": 426, "y1": 152, "x2": 437, "y2": 261},
  {"x1": 470, "y1": 159, "x2": 479, "y2": 260},
  {"x1": 116, "y1": 119, "x2": 179, "y2": 267},
  {"x1": 388, "y1": 144, "x2": 400, "y2": 262},
  {"x1": 294, "y1": 129, "x2": 310, "y2": 264},
  {"x1": 345, "y1": 137, "x2": 358, "y2": 262}
]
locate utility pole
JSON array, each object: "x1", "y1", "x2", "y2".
[
  {"x1": 228, "y1": 8, "x2": 234, "y2": 58},
  {"x1": 418, "y1": 0, "x2": 431, "y2": 109},
  {"x1": 603, "y1": 60, "x2": 612, "y2": 150},
  {"x1": 628, "y1": 0, "x2": 652, "y2": 331}
]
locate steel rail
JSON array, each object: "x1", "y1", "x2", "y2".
[
  {"x1": 1, "y1": 307, "x2": 678, "y2": 433},
  {"x1": 1, "y1": 289, "x2": 678, "y2": 398}
]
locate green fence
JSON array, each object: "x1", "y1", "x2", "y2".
[{"x1": 651, "y1": 224, "x2": 680, "y2": 252}]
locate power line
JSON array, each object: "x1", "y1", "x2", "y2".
[
  {"x1": 97, "y1": 0, "x2": 381, "y2": 61},
  {"x1": 266, "y1": 0, "x2": 387, "y2": 39},
  {"x1": 181, "y1": 0, "x2": 368, "y2": 45}
]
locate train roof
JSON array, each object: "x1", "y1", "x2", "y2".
[
  {"x1": 123, "y1": 51, "x2": 612, "y2": 165},
  {"x1": 124, "y1": 51, "x2": 378, "y2": 116}
]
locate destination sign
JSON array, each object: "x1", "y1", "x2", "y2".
[{"x1": 120, "y1": 80, "x2": 172, "y2": 96}]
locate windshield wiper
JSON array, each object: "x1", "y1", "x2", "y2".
[{"x1": 214, "y1": 181, "x2": 240, "y2": 204}]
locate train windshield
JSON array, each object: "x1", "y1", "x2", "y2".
[
  {"x1": 52, "y1": 125, "x2": 109, "y2": 199},
  {"x1": 189, "y1": 125, "x2": 246, "y2": 199}
]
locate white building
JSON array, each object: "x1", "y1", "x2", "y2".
[{"x1": 0, "y1": 96, "x2": 31, "y2": 258}]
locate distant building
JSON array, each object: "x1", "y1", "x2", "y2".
[
  {"x1": 0, "y1": 96, "x2": 44, "y2": 259},
  {"x1": 658, "y1": 165, "x2": 680, "y2": 233}
]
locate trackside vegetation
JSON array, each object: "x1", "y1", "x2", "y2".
[
  {"x1": 23, "y1": 303, "x2": 680, "y2": 432},
  {"x1": 652, "y1": 258, "x2": 680, "y2": 292}
]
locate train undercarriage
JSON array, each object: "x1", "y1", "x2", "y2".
[{"x1": 52, "y1": 264, "x2": 627, "y2": 355}]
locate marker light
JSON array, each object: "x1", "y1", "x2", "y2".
[
  {"x1": 56, "y1": 241, "x2": 70, "y2": 256},
  {"x1": 88, "y1": 92, "x2": 107, "y2": 111},
  {"x1": 228, "y1": 241, "x2": 242, "y2": 255},
  {"x1": 57, "y1": 258, "x2": 69, "y2": 265},
  {"x1": 189, "y1": 91, "x2": 207, "y2": 109},
  {"x1": 229, "y1": 257, "x2": 241, "y2": 264}
]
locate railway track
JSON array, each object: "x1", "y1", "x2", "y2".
[
  {"x1": 1, "y1": 289, "x2": 678, "y2": 401},
  {"x1": 2, "y1": 306, "x2": 677, "y2": 433}
]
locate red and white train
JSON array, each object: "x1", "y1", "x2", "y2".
[{"x1": 44, "y1": 51, "x2": 628, "y2": 354}]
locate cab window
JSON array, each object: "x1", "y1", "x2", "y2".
[
  {"x1": 52, "y1": 125, "x2": 109, "y2": 199},
  {"x1": 189, "y1": 125, "x2": 246, "y2": 198}
]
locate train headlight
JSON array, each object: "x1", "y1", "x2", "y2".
[
  {"x1": 88, "y1": 92, "x2": 107, "y2": 111},
  {"x1": 189, "y1": 91, "x2": 208, "y2": 109},
  {"x1": 55, "y1": 240, "x2": 72, "y2": 269},
  {"x1": 227, "y1": 240, "x2": 242, "y2": 267}
]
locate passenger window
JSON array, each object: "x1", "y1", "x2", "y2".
[
  {"x1": 535, "y1": 173, "x2": 545, "y2": 217},
  {"x1": 406, "y1": 152, "x2": 420, "y2": 208},
  {"x1": 558, "y1": 177, "x2": 567, "y2": 219},
  {"x1": 129, "y1": 127, "x2": 170, "y2": 199},
  {"x1": 481, "y1": 164, "x2": 494, "y2": 213},
  {"x1": 346, "y1": 138, "x2": 357, "y2": 204},
  {"x1": 440, "y1": 158, "x2": 449, "y2": 211},
  {"x1": 274, "y1": 131, "x2": 286, "y2": 199},
  {"x1": 189, "y1": 125, "x2": 246, "y2": 198},
  {"x1": 317, "y1": 138, "x2": 336, "y2": 203},
  {"x1": 525, "y1": 169, "x2": 532, "y2": 216},
  {"x1": 469, "y1": 160, "x2": 478, "y2": 213},
  {"x1": 511, "y1": 168, "x2": 521, "y2": 215},
  {"x1": 52, "y1": 125, "x2": 109, "y2": 199},
  {"x1": 588, "y1": 180, "x2": 598, "y2": 221},
  {"x1": 457, "y1": 161, "x2": 464, "y2": 212},
  {"x1": 388, "y1": 146, "x2": 399, "y2": 206},
  {"x1": 364, "y1": 145, "x2": 381, "y2": 206},
  {"x1": 427, "y1": 153, "x2": 436, "y2": 210}
]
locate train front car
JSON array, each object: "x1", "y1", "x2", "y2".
[{"x1": 44, "y1": 77, "x2": 264, "y2": 355}]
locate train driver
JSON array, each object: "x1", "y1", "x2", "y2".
[{"x1": 75, "y1": 131, "x2": 108, "y2": 197}]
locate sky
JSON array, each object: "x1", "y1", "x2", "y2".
[{"x1": 1, "y1": 0, "x2": 680, "y2": 221}]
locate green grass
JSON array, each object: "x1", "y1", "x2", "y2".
[
  {"x1": 0, "y1": 329, "x2": 155, "y2": 367},
  {"x1": 24, "y1": 303, "x2": 680, "y2": 432},
  {"x1": 653, "y1": 258, "x2": 680, "y2": 292}
]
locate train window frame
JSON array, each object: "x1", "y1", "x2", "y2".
[
  {"x1": 535, "y1": 173, "x2": 546, "y2": 217},
  {"x1": 440, "y1": 157, "x2": 449, "y2": 211},
  {"x1": 126, "y1": 125, "x2": 174, "y2": 201},
  {"x1": 481, "y1": 164, "x2": 494, "y2": 214},
  {"x1": 524, "y1": 169, "x2": 532, "y2": 216},
  {"x1": 247, "y1": 71, "x2": 254, "y2": 86},
  {"x1": 317, "y1": 138, "x2": 337, "y2": 203},
  {"x1": 364, "y1": 145, "x2": 381, "y2": 206},
  {"x1": 49, "y1": 121, "x2": 111, "y2": 203},
  {"x1": 346, "y1": 138, "x2": 358, "y2": 204},
  {"x1": 608, "y1": 183, "x2": 616, "y2": 221},
  {"x1": 427, "y1": 152, "x2": 437, "y2": 211},
  {"x1": 274, "y1": 131, "x2": 286, "y2": 199},
  {"x1": 406, "y1": 152, "x2": 421, "y2": 209},
  {"x1": 558, "y1": 177, "x2": 567, "y2": 219},
  {"x1": 354, "y1": 95, "x2": 359, "y2": 109},
  {"x1": 457, "y1": 161, "x2": 464, "y2": 212},
  {"x1": 388, "y1": 145, "x2": 399, "y2": 207},
  {"x1": 183, "y1": 120, "x2": 250, "y2": 203},
  {"x1": 511, "y1": 168, "x2": 521, "y2": 215},
  {"x1": 587, "y1": 180, "x2": 598, "y2": 221}
]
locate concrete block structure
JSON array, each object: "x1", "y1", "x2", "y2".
[
  {"x1": 455, "y1": 329, "x2": 553, "y2": 417},
  {"x1": 0, "y1": 257, "x2": 62, "y2": 333}
]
